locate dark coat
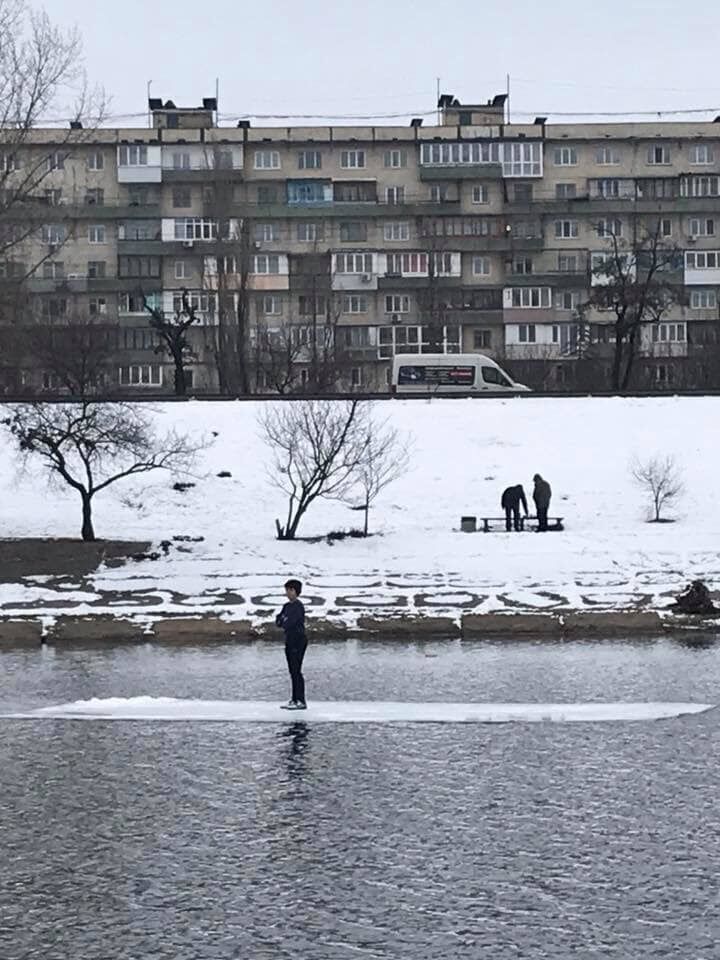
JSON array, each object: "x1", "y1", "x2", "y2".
[
  {"x1": 533, "y1": 477, "x2": 552, "y2": 510},
  {"x1": 275, "y1": 599, "x2": 306, "y2": 642},
  {"x1": 501, "y1": 485, "x2": 528, "y2": 514}
]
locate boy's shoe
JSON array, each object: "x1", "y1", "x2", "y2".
[
  {"x1": 280, "y1": 700, "x2": 298, "y2": 710},
  {"x1": 295, "y1": 701, "x2": 307, "y2": 710}
]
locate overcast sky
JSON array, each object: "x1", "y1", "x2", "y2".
[{"x1": 41, "y1": 0, "x2": 720, "y2": 126}]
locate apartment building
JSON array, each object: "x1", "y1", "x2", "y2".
[{"x1": 1, "y1": 92, "x2": 719, "y2": 394}]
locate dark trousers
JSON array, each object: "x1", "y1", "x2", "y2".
[
  {"x1": 536, "y1": 506, "x2": 549, "y2": 531},
  {"x1": 505, "y1": 506, "x2": 521, "y2": 531},
  {"x1": 285, "y1": 637, "x2": 307, "y2": 704}
]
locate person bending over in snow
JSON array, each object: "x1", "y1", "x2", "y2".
[
  {"x1": 276, "y1": 579, "x2": 307, "y2": 710},
  {"x1": 501, "y1": 484, "x2": 528, "y2": 532}
]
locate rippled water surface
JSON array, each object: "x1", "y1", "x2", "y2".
[{"x1": 2, "y1": 637, "x2": 720, "y2": 959}]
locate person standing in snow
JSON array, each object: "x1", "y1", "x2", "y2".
[
  {"x1": 275, "y1": 578, "x2": 308, "y2": 710},
  {"x1": 533, "y1": 474, "x2": 552, "y2": 532},
  {"x1": 501, "y1": 484, "x2": 528, "y2": 532}
]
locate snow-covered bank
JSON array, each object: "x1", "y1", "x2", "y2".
[{"x1": 0, "y1": 396, "x2": 717, "y2": 626}]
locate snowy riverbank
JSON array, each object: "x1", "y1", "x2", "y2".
[{"x1": 0, "y1": 396, "x2": 718, "y2": 633}]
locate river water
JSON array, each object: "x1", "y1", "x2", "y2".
[{"x1": 1, "y1": 637, "x2": 719, "y2": 959}]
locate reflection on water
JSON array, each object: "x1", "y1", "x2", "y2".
[{"x1": 279, "y1": 721, "x2": 310, "y2": 780}]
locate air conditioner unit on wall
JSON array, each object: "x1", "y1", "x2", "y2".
[
  {"x1": 360, "y1": 273, "x2": 372, "y2": 283},
  {"x1": 182, "y1": 240, "x2": 194, "y2": 249}
]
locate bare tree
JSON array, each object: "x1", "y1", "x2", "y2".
[
  {"x1": 630, "y1": 453, "x2": 684, "y2": 522},
  {"x1": 0, "y1": 0, "x2": 104, "y2": 276},
  {"x1": 25, "y1": 314, "x2": 114, "y2": 397},
  {"x1": 260, "y1": 400, "x2": 371, "y2": 540},
  {"x1": 3, "y1": 402, "x2": 202, "y2": 540},
  {"x1": 577, "y1": 220, "x2": 683, "y2": 391},
  {"x1": 251, "y1": 320, "x2": 303, "y2": 394},
  {"x1": 350, "y1": 413, "x2": 411, "y2": 535},
  {"x1": 144, "y1": 290, "x2": 200, "y2": 396}
]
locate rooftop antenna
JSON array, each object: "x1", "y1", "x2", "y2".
[
  {"x1": 436, "y1": 77, "x2": 440, "y2": 124},
  {"x1": 506, "y1": 73, "x2": 511, "y2": 124},
  {"x1": 215, "y1": 77, "x2": 220, "y2": 126},
  {"x1": 147, "y1": 80, "x2": 152, "y2": 128}
]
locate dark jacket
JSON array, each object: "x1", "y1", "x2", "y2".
[
  {"x1": 501, "y1": 485, "x2": 528, "y2": 514},
  {"x1": 533, "y1": 477, "x2": 552, "y2": 510},
  {"x1": 276, "y1": 599, "x2": 306, "y2": 642}
]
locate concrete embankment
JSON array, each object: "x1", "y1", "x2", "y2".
[{"x1": 1, "y1": 610, "x2": 718, "y2": 649}]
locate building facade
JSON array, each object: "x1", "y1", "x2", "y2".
[{"x1": 1, "y1": 93, "x2": 720, "y2": 394}]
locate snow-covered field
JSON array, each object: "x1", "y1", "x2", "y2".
[{"x1": 0, "y1": 396, "x2": 717, "y2": 624}]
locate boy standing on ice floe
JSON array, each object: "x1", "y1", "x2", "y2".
[{"x1": 276, "y1": 579, "x2": 307, "y2": 710}]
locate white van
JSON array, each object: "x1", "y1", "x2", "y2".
[{"x1": 391, "y1": 353, "x2": 531, "y2": 394}]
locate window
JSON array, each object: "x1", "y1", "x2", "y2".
[
  {"x1": 386, "y1": 186, "x2": 405, "y2": 205},
  {"x1": 553, "y1": 147, "x2": 577, "y2": 166},
  {"x1": 122, "y1": 328, "x2": 155, "y2": 351},
  {"x1": 654, "y1": 364, "x2": 675, "y2": 385},
  {"x1": 386, "y1": 252, "x2": 428, "y2": 276},
  {"x1": 335, "y1": 252, "x2": 373, "y2": 273},
  {"x1": 685, "y1": 251, "x2": 719, "y2": 269},
  {"x1": 120, "y1": 293, "x2": 159, "y2": 314},
  {"x1": 172, "y1": 292, "x2": 215, "y2": 314},
  {"x1": 637, "y1": 178, "x2": 677, "y2": 200},
  {"x1": 253, "y1": 254, "x2": 280, "y2": 274},
  {"x1": 385, "y1": 294, "x2": 410, "y2": 314},
  {"x1": 556, "y1": 183, "x2": 577, "y2": 199},
  {"x1": 259, "y1": 295, "x2": 282, "y2": 315},
  {"x1": 119, "y1": 256, "x2": 160, "y2": 278},
  {"x1": 172, "y1": 152, "x2": 191, "y2": 170},
  {"x1": 254, "y1": 150, "x2": 281, "y2": 170},
  {"x1": 681, "y1": 176, "x2": 720, "y2": 198},
  {"x1": 556, "y1": 290, "x2": 581, "y2": 311},
  {"x1": 421, "y1": 141, "x2": 500, "y2": 166},
  {"x1": 88, "y1": 225, "x2": 106, "y2": 244},
  {"x1": 287, "y1": 180, "x2": 328, "y2": 204},
  {"x1": 41, "y1": 298, "x2": 67, "y2": 318},
  {"x1": 41, "y1": 224, "x2": 67, "y2": 245},
  {"x1": 510, "y1": 288, "x2": 551, "y2": 308},
  {"x1": 596, "y1": 146, "x2": 621, "y2": 165},
  {"x1": 511, "y1": 257, "x2": 532, "y2": 275},
  {"x1": 384, "y1": 149, "x2": 407, "y2": 168},
  {"x1": 83, "y1": 188, "x2": 104, "y2": 205},
  {"x1": 555, "y1": 219, "x2": 579, "y2": 239},
  {"x1": 339, "y1": 221, "x2": 368, "y2": 243},
  {"x1": 471, "y1": 185, "x2": 489, "y2": 204},
  {"x1": 593, "y1": 178, "x2": 621, "y2": 198},
  {"x1": 118, "y1": 365, "x2": 162, "y2": 386},
  {"x1": 0, "y1": 153, "x2": 18, "y2": 172},
  {"x1": 558, "y1": 254, "x2": 578, "y2": 273},
  {"x1": 660, "y1": 218, "x2": 672, "y2": 237},
  {"x1": 351, "y1": 367, "x2": 363, "y2": 387},
  {"x1": 652, "y1": 322, "x2": 686, "y2": 343},
  {"x1": 299, "y1": 295, "x2": 327, "y2": 315},
  {"x1": 173, "y1": 218, "x2": 217, "y2": 240},
  {"x1": 174, "y1": 260, "x2": 188, "y2": 280},
  {"x1": 647, "y1": 145, "x2": 670, "y2": 165},
  {"x1": 334, "y1": 181, "x2": 376, "y2": 203},
  {"x1": 378, "y1": 324, "x2": 421, "y2": 358},
  {"x1": 690, "y1": 290, "x2": 717, "y2": 309},
  {"x1": 47, "y1": 152, "x2": 65, "y2": 171},
  {"x1": 42, "y1": 261, "x2": 64, "y2": 279},
  {"x1": 89, "y1": 297, "x2": 107, "y2": 316},
  {"x1": 172, "y1": 187, "x2": 191, "y2": 208},
  {"x1": 502, "y1": 142, "x2": 542, "y2": 177},
  {"x1": 297, "y1": 222, "x2": 322, "y2": 242},
  {"x1": 429, "y1": 185, "x2": 448, "y2": 202},
  {"x1": 128, "y1": 186, "x2": 153, "y2": 206},
  {"x1": 473, "y1": 329, "x2": 492, "y2": 349},
  {"x1": 118, "y1": 145, "x2": 148, "y2": 166},
  {"x1": 383, "y1": 221, "x2": 409, "y2": 241},
  {"x1": 689, "y1": 144, "x2": 714, "y2": 165},
  {"x1": 87, "y1": 260, "x2": 106, "y2": 279},
  {"x1": 297, "y1": 150, "x2": 322, "y2": 170},
  {"x1": 597, "y1": 218, "x2": 623, "y2": 238},
  {"x1": 472, "y1": 256, "x2": 491, "y2": 276},
  {"x1": 518, "y1": 324, "x2": 537, "y2": 342},
  {"x1": 254, "y1": 222, "x2": 280, "y2": 242},
  {"x1": 342, "y1": 295, "x2": 368, "y2": 313},
  {"x1": 688, "y1": 218, "x2": 715, "y2": 237},
  {"x1": 344, "y1": 327, "x2": 374, "y2": 348},
  {"x1": 341, "y1": 150, "x2": 365, "y2": 169}
]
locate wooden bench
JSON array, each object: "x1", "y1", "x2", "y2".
[{"x1": 461, "y1": 516, "x2": 564, "y2": 532}]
